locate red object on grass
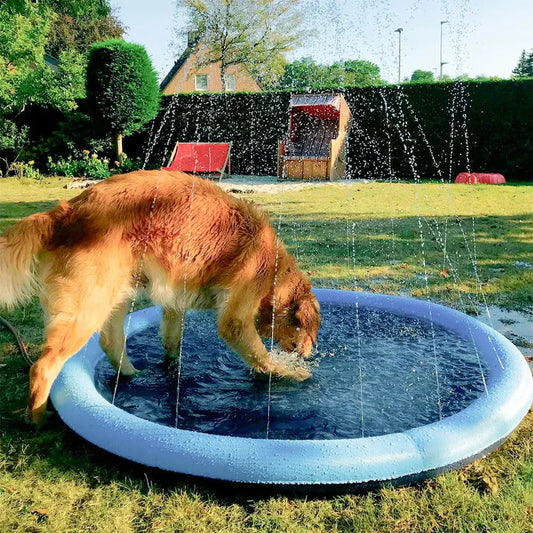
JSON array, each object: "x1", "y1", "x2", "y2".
[
  {"x1": 164, "y1": 142, "x2": 231, "y2": 180},
  {"x1": 455, "y1": 172, "x2": 506, "y2": 184}
]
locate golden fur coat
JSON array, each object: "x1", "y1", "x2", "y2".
[{"x1": 0, "y1": 170, "x2": 320, "y2": 424}]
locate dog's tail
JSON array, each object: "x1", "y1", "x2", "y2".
[{"x1": 0, "y1": 202, "x2": 67, "y2": 309}]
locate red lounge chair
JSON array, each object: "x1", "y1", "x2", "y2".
[
  {"x1": 164, "y1": 142, "x2": 231, "y2": 181},
  {"x1": 455, "y1": 172, "x2": 506, "y2": 184}
]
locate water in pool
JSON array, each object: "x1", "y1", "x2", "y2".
[{"x1": 95, "y1": 303, "x2": 488, "y2": 439}]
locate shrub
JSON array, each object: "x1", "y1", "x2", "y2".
[
  {"x1": 129, "y1": 79, "x2": 532, "y2": 181},
  {"x1": 86, "y1": 40, "x2": 160, "y2": 160},
  {"x1": 0, "y1": 120, "x2": 29, "y2": 176},
  {"x1": 48, "y1": 150, "x2": 143, "y2": 179},
  {"x1": 48, "y1": 150, "x2": 111, "y2": 179},
  {"x1": 11, "y1": 79, "x2": 533, "y2": 181},
  {"x1": 112, "y1": 153, "x2": 143, "y2": 174},
  {"x1": 7, "y1": 160, "x2": 41, "y2": 179},
  {"x1": 21, "y1": 108, "x2": 114, "y2": 172}
]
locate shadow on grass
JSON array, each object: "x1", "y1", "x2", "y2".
[
  {"x1": 278, "y1": 212, "x2": 533, "y2": 308},
  {"x1": 2, "y1": 200, "x2": 531, "y2": 305},
  {"x1": 0, "y1": 201, "x2": 62, "y2": 231}
]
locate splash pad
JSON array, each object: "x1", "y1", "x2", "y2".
[{"x1": 50, "y1": 289, "x2": 532, "y2": 490}]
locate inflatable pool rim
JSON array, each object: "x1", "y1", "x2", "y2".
[{"x1": 50, "y1": 289, "x2": 533, "y2": 489}]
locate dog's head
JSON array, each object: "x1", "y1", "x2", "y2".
[{"x1": 257, "y1": 282, "x2": 321, "y2": 358}]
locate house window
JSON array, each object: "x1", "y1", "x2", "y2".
[
  {"x1": 195, "y1": 74, "x2": 208, "y2": 91},
  {"x1": 224, "y1": 74, "x2": 236, "y2": 92}
]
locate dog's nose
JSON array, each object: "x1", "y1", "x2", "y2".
[{"x1": 297, "y1": 336, "x2": 313, "y2": 358}]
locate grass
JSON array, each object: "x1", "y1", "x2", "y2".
[
  {"x1": 255, "y1": 181, "x2": 533, "y2": 309},
  {"x1": 0, "y1": 176, "x2": 532, "y2": 532}
]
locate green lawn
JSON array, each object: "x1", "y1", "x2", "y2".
[{"x1": 0, "y1": 177, "x2": 532, "y2": 532}]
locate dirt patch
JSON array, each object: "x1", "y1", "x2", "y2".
[
  {"x1": 218, "y1": 175, "x2": 370, "y2": 194},
  {"x1": 65, "y1": 178, "x2": 100, "y2": 189},
  {"x1": 474, "y1": 306, "x2": 533, "y2": 371}
]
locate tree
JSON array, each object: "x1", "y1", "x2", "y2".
[
  {"x1": 0, "y1": 1, "x2": 86, "y2": 173},
  {"x1": 410, "y1": 69, "x2": 435, "y2": 83},
  {"x1": 177, "y1": 0, "x2": 302, "y2": 92},
  {"x1": 45, "y1": 0, "x2": 123, "y2": 57},
  {"x1": 277, "y1": 58, "x2": 382, "y2": 90},
  {"x1": 43, "y1": 0, "x2": 114, "y2": 18},
  {"x1": 86, "y1": 40, "x2": 160, "y2": 160},
  {"x1": 342, "y1": 60, "x2": 381, "y2": 86},
  {"x1": 0, "y1": 4, "x2": 88, "y2": 110},
  {"x1": 47, "y1": 13, "x2": 123, "y2": 57},
  {"x1": 0, "y1": 0, "x2": 127, "y2": 175},
  {"x1": 277, "y1": 57, "x2": 321, "y2": 90},
  {"x1": 4, "y1": 0, "x2": 124, "y2": 57},
  {"x1": 512, "y1": 49, "x2": 533, "y2": 78}
]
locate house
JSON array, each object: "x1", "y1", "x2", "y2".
[
  {"x1": 7, "y1": 53, "x2": 59, "y2": 73},
  {"x1": 44, "y1": 54, "x2": 59, "y2": 71},
  {"x1": 160, "y1": 34, "x2": 262, "y2": 94}
]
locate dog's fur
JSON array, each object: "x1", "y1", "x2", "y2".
[{"x1": 0, "y1": 170, "x2": 320, "y2": 425}]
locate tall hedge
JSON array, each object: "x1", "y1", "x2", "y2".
[
  {"x1": 86, "y1": 39, "x2": 160, "y2": 159},
  {"x1": 129, "y1": 79, "x2": 532, "y2": 181}
]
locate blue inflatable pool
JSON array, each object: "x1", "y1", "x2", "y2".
[{"x1": 50, "y1": 289, "x2": 533, "y2": 489}]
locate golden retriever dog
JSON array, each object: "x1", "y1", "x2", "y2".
[{"x1": 0, "y1": 170, "x2": 320, "y2": 425}]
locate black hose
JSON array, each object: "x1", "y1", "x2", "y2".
[{"x1": 0, "y1": 315, "x2": 33, "y2": 367}]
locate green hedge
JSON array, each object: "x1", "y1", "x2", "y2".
[
  {"x1": 129, "y1": 92, "x2": 291, "y2": 175},
  {"x1": 5, "y1": 79, "x2": 531, "y2": 181},
  {"x1": 129, "y1": 79, "x2": 532, "y2": 181}
]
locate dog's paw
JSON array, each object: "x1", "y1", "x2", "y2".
[
  {"x1": 273, "y1": 364, "x2": 312, "y2": 382},
  {"x1": 267, "y1": 349, "x2": 313, "y2": 381},
  {"x1": 289, "y1": 365, "x2": 312, "y2": 382},
  {"x1": 254, "y1": 359, "x2": 312, "y2": 382},
  {"x1": 25, "y1": 406, "x2": 53, "y2": 428},
  {"x1": 119, "y1": 362, "x2": 139, "y2": 377}
]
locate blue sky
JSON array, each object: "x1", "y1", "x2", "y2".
[{"x1": 110, "y1": 0, "x2": 532, "y2": 82}]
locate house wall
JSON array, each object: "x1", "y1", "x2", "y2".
[{"x1": 162, "y1": 48, "x2": 261, "y2": 94}]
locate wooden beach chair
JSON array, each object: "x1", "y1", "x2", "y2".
[{"x1": 278, "y1": 93, "x2": 352, "y2": 180}]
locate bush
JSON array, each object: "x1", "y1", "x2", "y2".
[
  {"x1": 21, "y1": 107, "x2": 114, "y2": 172},
  {"x1": 48, "y1": 150, "x2": 111, "y2": 179},
  {"x1": 112, "y1": 153, "x2": 143, "y2": 174},
  {"x1": 48, "y1": 150, "x2": 143, "y2": 179},
  {"x1": 86, "y1": 39, "x2": 160, "y2": 158},
  {"x1": 6, "y1": 161, "x2": 41, "y2": 179},
  {"x1": 9, "y1": 79, "x2": 533, "y2": 181},
  {"x1": 0, "y1": 120, "x2": 29, "y2": 176}
]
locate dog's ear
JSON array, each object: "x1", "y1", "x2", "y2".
[{"x1": 295, "y1": 296, "x2": 320, "y2": 342}]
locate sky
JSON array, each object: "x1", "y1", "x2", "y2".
[{"x1": 109, "y1": 0, "x2": 533, "y2": 83}]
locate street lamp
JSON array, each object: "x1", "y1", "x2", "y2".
[
  {"x1": 440, "y1": 20, "x2": 449, "y2": 79},
  {"x1": 394, "y1": 27, "x2": 403, "y2": 84}
]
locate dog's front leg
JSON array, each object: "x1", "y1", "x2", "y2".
[
  {"x1": 217, "y1": 312, "x2": 310, "y2": 382},
  {"x1": 161, "y1": 307, "x2": 185, "y2": 360}
]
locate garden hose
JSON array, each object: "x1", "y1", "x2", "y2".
[{"x1": 0, "y1": 315, "x2": 33, "y2": 367}]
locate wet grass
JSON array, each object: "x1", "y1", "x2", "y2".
[{"x1": 0, "y1": 177, "x2": 532, "y2": 532}]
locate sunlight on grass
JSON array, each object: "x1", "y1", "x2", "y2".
[{"x1": 258, "y1": 182, "x2": 533, "y2": 309}]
